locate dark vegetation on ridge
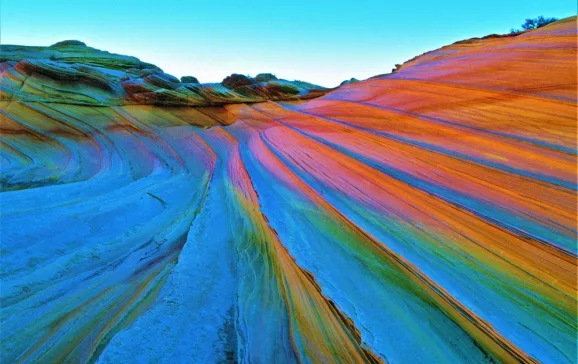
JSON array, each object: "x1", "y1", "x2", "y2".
[{"x1": 510, "y1": 16, "x2": 558, "y2": 34}]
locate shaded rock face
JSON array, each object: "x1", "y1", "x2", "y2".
[
  {"x1": 180, "y1": 75, "x2": 199, "y2": 83},
  {"x1": 221, "y1": 73, "x2": 256, "y2": 89},
  {"x1": 0, "y1": 17, "x2": 577, "y2": 364},
  {"x1": 340, "y1": 77, "x2": 359, "y2": 86},
  {"x1": 255, "y1": 73, "x2": 277, "y2": 82},
  {"x1": 264, "y1": 82, "x2": 299, "y2": 96},
  {"x1": 0, "y1": 43, "x2": 328, "y2": 106}
]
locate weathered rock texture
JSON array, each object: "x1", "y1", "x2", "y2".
[
  {"x1": 0, "y1": 42, "x2": 328, "y2": 106},
  {"x1": 0, "y1": 17, "x2": 576, "y2": 364}
]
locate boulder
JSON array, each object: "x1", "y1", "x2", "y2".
[
  {"x1": 255, "y1": 73, "x2": 278, "y2": 82},
  {"x1": 221, "y1": 74, "x2": 256, "y2": 89},
  {"x1": 181, "y1": 76, "x2": 200, "y2": 84}
]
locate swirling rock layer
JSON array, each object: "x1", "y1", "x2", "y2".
[
  {"x1": 0, "y1": 42, "x2": 328, "y2": 106},
  {"x1": 1, "y1": 17, "x2": 576, "y2": 364}
]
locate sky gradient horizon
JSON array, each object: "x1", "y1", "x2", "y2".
[{"x1": 1, "y1": 0, "x2": 576, "y2": 87}]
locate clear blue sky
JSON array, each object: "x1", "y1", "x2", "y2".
[{"x1": 1, "y1": 0, "x2": 576, "y2": 87}]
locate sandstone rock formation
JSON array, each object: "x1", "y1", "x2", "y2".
[
  {"x1": 255, "y1": 73, "x2": 278, "y2": 82},
  {"x1": 180, "y1": 75, "x2": 199, "y2": 84},
  {"x1": 340, "y1": 77, "x2": 359, "y2": 85},
  {"x1": 0, "y1": 42, "x2": 329, "y2": 106},
  {"x1": 0, "y1": 17, "x2": 576, "y2": 364}
]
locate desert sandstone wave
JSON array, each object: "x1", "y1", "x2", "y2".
[{"x1": 0, "y1": 17, "x2": 576, "y2": 364}]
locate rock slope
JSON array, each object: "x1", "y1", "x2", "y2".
[{"x1": 0, "y1": 17, "x2": 576, "y2": 363}]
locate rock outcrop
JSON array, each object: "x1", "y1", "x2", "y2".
[
  {"x1": 255, "y1": 73, "x2": 277, "y2": 82},
  {"x1": 340, "y1": 77, "x2": 359, "y2": 85},
  {"x1": 180, "y1": 75, "x2": 199, "y2": 84},
  {"x1": 0, "y1": 17, "x2": 576, "y2": 364},
  {"x1": 0, "y1": 42, "x2": 329, "y2": 106}
]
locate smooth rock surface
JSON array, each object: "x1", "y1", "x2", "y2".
[{"x1": 0, "y1": 17, "x2": 576, "y2": 364}]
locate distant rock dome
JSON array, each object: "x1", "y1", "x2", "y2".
[
  {"x1": 49, "y1": 40, "x2": 87, "y2": 48},
  {"x1": 255, "y1": 73, "x2": 278, "y2": 82},
  {"x1": 221, "y1": 74, "x2": 256, "y2": 89},
  {"x1": 340, "y1": 78, "x2": 360, "y2": 86},
  {"x1": 181, "y1": 76, "x2": 200, "y2": 84}
]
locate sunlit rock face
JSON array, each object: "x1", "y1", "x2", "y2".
[{"x1": 1, "y1": 17, "x2": 576, "y2": 364}]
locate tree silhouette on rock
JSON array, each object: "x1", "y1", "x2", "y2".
[{"x1": 510, "y1": 16, "x2": 558, "y2": 34}]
